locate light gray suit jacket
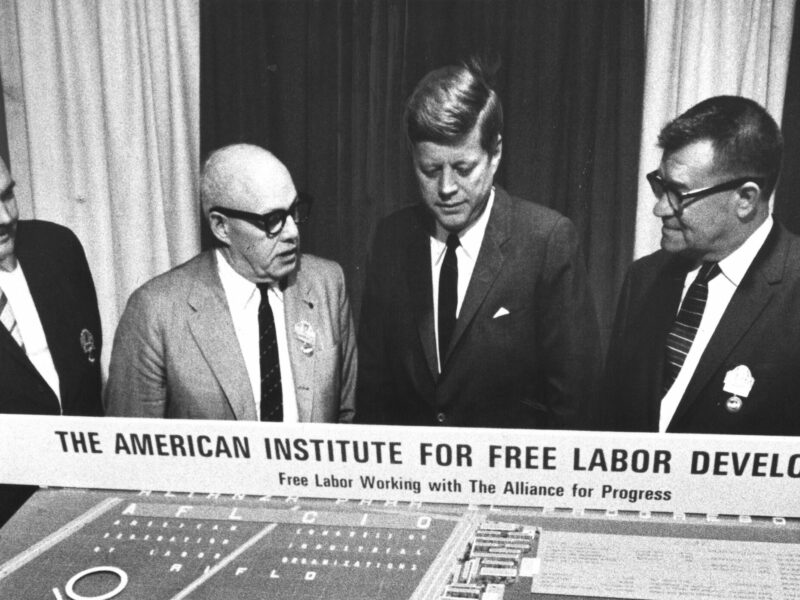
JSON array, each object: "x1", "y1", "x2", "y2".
[{"x1": 104, "y1": 251, "x2": 356, "y2": 422}]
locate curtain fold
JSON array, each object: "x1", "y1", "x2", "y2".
[
  {"x1": 0, "y1": 0, "x2": 201, "y2": 372},
  {"x1": 0, "y1": 69, "x2": 7, "y2": 168},
  {"x1": 775, "y1": 5, "x2": 800, "y2": 231},
  {"x1": 634, "y1": 0, "x2": 796, "y2": 260},
  {"x1": 201, "y1": 0, "x2": 645, "y2": 343}
]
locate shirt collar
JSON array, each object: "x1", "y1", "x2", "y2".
[
  {"x1": 432, "y1": 187, "x2": 495, "y2": 262},
  {"x1": 216, "y1": 249, "x2": 280, "y2": 309},
  {"x1": 717, "y1": 214, "x2": 773, "y2": 287},
  {"x1": 0, "y1": 260, "x2": 22, "y2": 283}
]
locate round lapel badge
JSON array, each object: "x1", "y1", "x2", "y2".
[{"x1": 725, "y1": 395, "x2": 743, "y2": 413}]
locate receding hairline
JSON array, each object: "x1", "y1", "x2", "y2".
[
  {"x1": 202, "y1": 144, "x2": 286, "y2": 180},
  {"x1": 200, "y1": 144, "x2": 292, "y2": 216}
]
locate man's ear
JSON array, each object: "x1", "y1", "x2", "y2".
[
  {"x1": 734, "y1": 181, "x2": 762, "y2": 220},
  {"x1": 489, "y1": 134, "x2": 503, "y2": 172},
  {"x1": 207, "y1": 212, "x2": 230, "y2": 246}
]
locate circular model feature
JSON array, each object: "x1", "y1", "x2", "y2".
[{"x1": 65, "y1": 566, "x2": 129, "y2": 600}]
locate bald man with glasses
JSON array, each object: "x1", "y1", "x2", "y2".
[
  {"x1": 105, "y1": 144, "x2": 356, "y2": 423},
  {"x1": 604, "y1": 96, "x2": 800, "y2": 435}
]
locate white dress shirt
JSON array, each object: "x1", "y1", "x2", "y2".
[
  {"x1": 216, "y1": 250, "x2": 298, "y2": 422},
  {"x1": 659, "y1": 215, "x2": 773, "y2": 431},
  {"x1": 430, "y1": 189, "x2": 495, "y2": 372},
  {"x1": 0, "y1": 263, "x2": 61, "y2": 408}
]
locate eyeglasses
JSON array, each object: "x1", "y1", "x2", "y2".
[
  {"x1": 646, "y1": 170, "x2": 764, "y2": 217},
  {"x1": 210, "y1": 194, "x2": 313, "y2": 237}
]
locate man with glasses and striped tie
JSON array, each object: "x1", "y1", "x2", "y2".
[
  {"x1": 604, "y1": 96, "x2": 800, "y2": 435},
  {"x1": 0, "y1": 155, "x2": 103, "y2": 525},
  {"x1": 105, "y1": 144, "x2": 356, "y2": 424}
]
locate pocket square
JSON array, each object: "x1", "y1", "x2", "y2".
[{"x1": 493, "y1": 307, "x2": 510, "y2": 318}]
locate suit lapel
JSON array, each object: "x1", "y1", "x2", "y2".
[
  {"x1": 0, "y1": 315, "x2": 38, "y2": 373},
  {"x1": 444, "y1": 191, "x2": 509, "y2": 365},
  {"x1": 187, "y1": 252, "x2": 256, "y2": 420},
  {"x1": 0, "y1": 319, "x2": 58, "y2": 413},
  {"x1": 409, "y1": 210, "x2": 438, "y2": 381},
  {"x1": 283, "y1": 266, "x2": 317, "y2": 421},
  {"x1": 639, "y1": 258, "x2": 689, "y2": 428},
  {"x1": 671, "y1": 223, "x2": 783, "y2": 426},
  {"x1": 15, "y1": 245, "x2": 68, "y2": 411}
]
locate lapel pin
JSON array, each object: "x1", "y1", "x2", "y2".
[
  {"x1": 80, "y1": 328, "x2": 97, "y2": 363},
  {"x1": 294, "y1": 321, "x2": 316, "y2": 355},
  {"x1": 722, "y1": 365, "x2": 754, "y2": 413},
  {"x1": 725, "y1": 396, "x2": 743, "y2": 413}
]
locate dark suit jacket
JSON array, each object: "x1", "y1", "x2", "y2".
[
  {"x1": 356, "y1": 188, "x2": 601, "y2": 429},
  {"x1": 0, "y1": 220, "x2": 102, "y2": 526},
  {"x1": 604, "y1": 220, "x2": 800, "y2": 435}
]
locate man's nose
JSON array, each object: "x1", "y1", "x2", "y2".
[
  {"x1": 652, "y1": 195, "x2": 677, "y2": 219},
  {"x1": 0, "y1": 201, "x2": 14, "y2": 225},
  {"x1": 438, "y1": 168, "x2": 457, "y2": 198}
]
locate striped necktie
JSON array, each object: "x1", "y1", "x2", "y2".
[
  {"x1": 0, "y1": 287, "x2": 24, "y2": 350},
  {"x1": 663, "y1": 261, "x2": 721, "y2": 392},
  {"x1": 258, "y1": 283, "x2": 283, "y2": 422}
]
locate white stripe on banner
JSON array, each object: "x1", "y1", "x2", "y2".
[{"x1": 0, "y1": 414, "x2": 798, "y2": 517}]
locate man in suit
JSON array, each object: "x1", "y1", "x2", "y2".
[
  {"x1": 356, "y1": 60, "x2": 601, "y2": 429},
  {"x1": 0, "y1": 155, "x2": 102, "y2": 525},
  {"x1": 105, "y1": 144, "x2": 355, "y2": 423},
  {"x1": 604, "y1": 96, "x2": 799, "y2": 435}
]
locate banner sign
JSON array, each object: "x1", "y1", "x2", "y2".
[{"x1": 0, "y1": 415, "x2": 797, "y2": 516}]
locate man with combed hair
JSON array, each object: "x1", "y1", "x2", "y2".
[
  {"x1": 356, "y1": 60, "x2": 602, "y2": 428},
  {"x1": 106, "y1": 144, "x2": 356, "y2": 423},
  {"x1": 604, "y1": 96, "x2": 800, "y2": 434},
  {"x1": 0, "y1": 155, "x2": 102, "y2": 525}
]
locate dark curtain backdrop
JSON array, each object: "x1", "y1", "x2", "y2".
[
  {"x1": 200, "y1": 0, "x2": 645, "y2": 344},
  {"x1": 776, "y1": 6, "x2": 800, "y2": 233},
  {"x1": 0, "y1": 69, "x2": 9, "y2": 168}
]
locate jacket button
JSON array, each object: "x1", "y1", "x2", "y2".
[{"x1": 436, "y1": 413, "x2": 446, "y2": 423}]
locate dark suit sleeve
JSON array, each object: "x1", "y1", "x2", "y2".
[
  {"x1": 355, "y1": 220, "x2": 396, "y2": 424},
  {"x1": 537, "y1": 216, "x2": 602, "y2": 429},
  {"x1": 601, "y1": 265, "x2": 635, "y2": 430},
  {"x1": 19, "y1": 222, "x2": 103, "y2": 416},
  {"x1": 104, "y1": 287, "x2": 168, "y2": 417},
  {"x1": 63, "y1": 228, "x2": 102, "y2": 345},
  {"x1": 65, "y1": 230, "x2": 103, "y2": 415}
]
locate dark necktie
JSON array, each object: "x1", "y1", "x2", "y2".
[
  {"x1": 438, "y1": 233, "x2": 460, "y2": 368},
  {"x1": 258, "y1": 284, "x2": 283, "y2": 421},
  {"x1": 663, "y1": 261, "x2": 721, "y2": 392},
  {"x1": 0, "y1": 287, "x2": 24, "y2": 350}
]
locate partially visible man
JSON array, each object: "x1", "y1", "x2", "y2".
[
  {"x1": 604, "y1": 96, "x2": 800, "y2": 435},
  {"x1": 0, "y1": 155, "x2": 102, "y2": 526},
  {"x1": 105, "y1": 144, "x2": 355, "y2": 423},
  {"x1": 357, "y1": 60, "x2": 601, "y2": 429}
]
